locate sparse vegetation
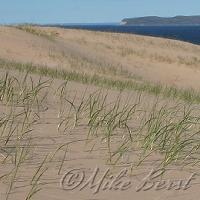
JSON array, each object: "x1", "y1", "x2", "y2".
[
  {"x1": 1, "y1": 25, "x2": 200, "y2": 198},
  {"x1": 1, "y1": 60, "x2": 200, "y2": 198},
  {"x1": 1, "y1": 58, "x2": 200, "y2": 103},
  {"x1": 13, "y1": 24, "x2": 57, "y2": 40}
]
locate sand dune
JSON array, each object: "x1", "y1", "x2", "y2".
[
  {"x1": 1, "y1": 25, "x2": 200, "y2": 89},
  {"x1": 0, "y1": 25, "x2": 200, "y2": 199}
]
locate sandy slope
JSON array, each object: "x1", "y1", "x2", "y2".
[
  {"x1": 0, "y1": 26, "x2": 200, "y2": 200},
  {"x1": 1, "y1": 25, "x2": 200, "y2": 90},
  {"x1": 0, "y1": 70, "x2": 199, "y2": 200}
]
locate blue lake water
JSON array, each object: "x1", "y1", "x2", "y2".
[{"x1": 53, "y1": 24, "x2": 200, "y2": 45}]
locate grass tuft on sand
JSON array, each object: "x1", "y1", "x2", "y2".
[{"x1": 1, "y1": 58, "x2": 200, "y2": 104}]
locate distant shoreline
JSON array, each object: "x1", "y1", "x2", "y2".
[{"x1": 120, "y1": 15, "x2": 200, "y2": 26}]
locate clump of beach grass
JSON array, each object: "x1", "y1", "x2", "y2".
[
  {"x1": 12, "y1": 24, "x2": 57, "y2": 41},
  {"x1": 53, "y1": 79, "x2": 200, "y2": 174}
]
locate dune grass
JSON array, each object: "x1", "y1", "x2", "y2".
[
  {"x1": 12, "y1": 24, "x2": 56, "y2": 41},
  {"x1": 1, "y1": 58, "x2": 200, "y2": 104},
  {"x1": 0, "y1": 68, "x2": 200, "y2": 198},
  {"x1": 1, "y1": 25, "x2": 200, "y2": 198}
]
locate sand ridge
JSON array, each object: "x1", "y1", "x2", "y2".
[{"x1": 1, "y1": 25, "x2": 200, "y2": 90}]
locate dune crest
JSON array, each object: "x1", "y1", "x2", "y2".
[{"x1": 1, "y1": 25, "x2": 200, "y2": 90}]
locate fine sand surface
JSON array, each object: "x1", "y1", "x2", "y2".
[
  {"x1": 0, "y1": 25, "x2": 200, "y2": 200},
  {"x1": 1, "y1": 25, "x2": 200, "y2": 90}
]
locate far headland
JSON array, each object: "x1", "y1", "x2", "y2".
[{"x1": 120, "y1": 15, "x2": 200, "y2": 26}]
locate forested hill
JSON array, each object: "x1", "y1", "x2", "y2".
[{"x1": 119, "y1": 16, "x2": 200, "y2": 26}]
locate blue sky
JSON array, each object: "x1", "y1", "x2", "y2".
[{"x1": 0, "y1": 0, "x2": 200, "y2": 24}]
